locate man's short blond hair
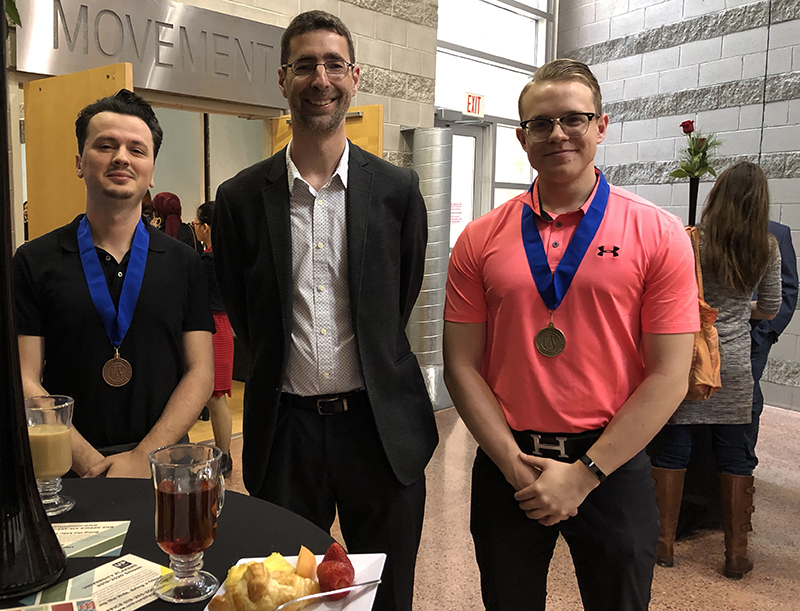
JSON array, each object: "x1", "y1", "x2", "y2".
[{"x1": 518, "y1": 59, "x2": 603, "y2": 120}]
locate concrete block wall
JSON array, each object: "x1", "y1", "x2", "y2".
[
  {"x1": 559, "y1": 0, "x2": 800, "y2": 412},
  {"x1": 180, "y1": 0, "x2": 437, "y2": 167}
]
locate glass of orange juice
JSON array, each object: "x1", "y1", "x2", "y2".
[{"x1": 25, "y1": 395, "x2": 75, "y2": 516}]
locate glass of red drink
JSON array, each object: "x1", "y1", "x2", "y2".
[{"x1": 149, "y1": 443, "x2": 225, "y2": 603}]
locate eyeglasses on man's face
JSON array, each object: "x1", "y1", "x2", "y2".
[
  {"x1": 282, "y1": 59, "x2": 355, "y2": 78},
  {"x1": 520, "y1": 112, "x2": 597, "y2": 143}
]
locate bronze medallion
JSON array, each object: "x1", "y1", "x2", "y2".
[
  {"x1": 103, "y1": 355, "x2": 132, "y2": 387},
  {"x1": 535, "y1": 322, "x2": 566, "y2": 357}
]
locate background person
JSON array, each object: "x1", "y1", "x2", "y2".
[
  {"x1": 443, "y1": 59, "x2": 698, "y2": 611},
  {"x1": 152, "y1": 191, "x2": 203, "y2": 253},
  {"x1": 748, "y1": 220, "x2": 797, "y2": 466},
  {"x1": 13, "y1": 89, "x2": 214, "y2": 478},
  {"x1": 212, "y1": 11, "x2": 438, "y2": 611},
  {"x1": 141, "y1": 189, "x2": 154, "y2": 226},
  {"x1": 651, "y1": 161, "x2": 781, "y2": 579},
  {"x1": 193, "y1": 201, "x2": 234, "y2": 477}
]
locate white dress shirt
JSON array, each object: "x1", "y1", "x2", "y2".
[{"x1": 281, "y1": 140, "x2": 365, "y2": 396}]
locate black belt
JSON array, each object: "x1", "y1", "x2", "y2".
[
  {"x1": 281, "y1": 390, "x2": 366, "y2": 415},
  {"x1": 512, "y1": 427, "x2": 604, "y2": 462}
]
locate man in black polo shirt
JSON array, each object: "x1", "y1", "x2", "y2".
[{"x1": 14, "y1": 90, "x2": 214, "y2": 479}]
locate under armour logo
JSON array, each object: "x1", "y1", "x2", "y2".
[{"x1": 597, "y1": 246, "x2": 620, "y2": 257}]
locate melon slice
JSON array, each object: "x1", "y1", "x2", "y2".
[{"x1": 295, "y1": 545, "x2": 317, "y2": 580}]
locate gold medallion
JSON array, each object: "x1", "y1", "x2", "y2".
[
  {"x1": 535, "y1": 322, "x2": 566, "y2": 357},
  {"x1": 103, "y1": 349, "x2": 132, "y2": 387}
]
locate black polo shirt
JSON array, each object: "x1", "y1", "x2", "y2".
[
  {"x1": 201, "y1": 250, "x2": 225, "y2": 312},
  {"x1": 13, "y1": 215, "x2": 215, "y2": 450}
]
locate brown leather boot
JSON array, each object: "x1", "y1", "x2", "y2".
[
  {"x1": 719, "y1": 473, "x2": 755, "y2": 579},
  {"x1": 652, "y1": 467, "x2": 686, "y2": 567}
]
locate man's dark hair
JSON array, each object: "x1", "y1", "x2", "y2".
[
  {"x1": 280, "y1": 10, "x2": 355, "y2": 65},
  {"x1": 75, "y1": 89, "x2": 164, "y2": 159},
  {"x1": 196, "y1": 201, "x2": 215, "y2": 226}
]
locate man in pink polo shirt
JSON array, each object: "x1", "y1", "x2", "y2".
[{"x1": 443, "y1": 59, "x2": 700, "y2": 611}]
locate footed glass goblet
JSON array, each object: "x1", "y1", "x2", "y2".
[{"x1": 150, "y1": 443, "x2": 225, "y2": 603}]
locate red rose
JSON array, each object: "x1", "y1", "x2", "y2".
[{"x1": 680, "y1": 120, "x2": 695, "y2": 134}]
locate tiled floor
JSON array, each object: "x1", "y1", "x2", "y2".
[
  {"x1": 187, "y1": 382, "x2": 244, "y2": 446},
  {"x1": 195, "y1": 391, "x2": 800, "y2": 610}
]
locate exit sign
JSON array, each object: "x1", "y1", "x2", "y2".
[{"x1": 464, "y1": 92, "x2": 485, "y2": 117}]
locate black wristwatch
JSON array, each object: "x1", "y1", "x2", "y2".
[{"x1": 578, "y1": 454, "x2": 607, "y2": 483}]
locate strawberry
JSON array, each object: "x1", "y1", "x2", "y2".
[
  {"x1": 322, "y1": 541, "x2": 350, "y2": 564},
  {"x1": 317, "y1": 543, "x2": 355, "y2": 600},
  {"x1": 316, "y1": 560, "x2": 355, "y2": 599}
]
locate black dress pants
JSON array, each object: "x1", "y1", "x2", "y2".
[
  {"x1": 471, "y1": 448, "x2": 658, "y2": 611},
  {"x1": 254, "y1": 396, "x2": 426, "y2": 611}
]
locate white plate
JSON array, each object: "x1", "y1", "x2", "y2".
[{"x1": 205, "y1": 553, "x2": 386, "y2": 611}]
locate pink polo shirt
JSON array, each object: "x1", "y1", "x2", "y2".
[{"x1": 444, "y1": 175, "x2": 699, "y2": 433}]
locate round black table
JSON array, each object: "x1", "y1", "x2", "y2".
[{"x1": 12, "y1": 478, "x2": 334, "y2": 611}]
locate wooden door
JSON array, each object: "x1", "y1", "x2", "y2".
[
  {"x1": 272, "y1": 104, "x2": 384, "y2": 156},
  {"x1": 24, "y1": 64, "x2": 134, "y2": 239}
]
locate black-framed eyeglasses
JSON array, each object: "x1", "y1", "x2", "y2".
[
  {"x1": 520, "y1": 112, "x2": 597, "y2": 142},
  {"x1": 281, "y1": 59, "x2": 355, "y2": 78}
]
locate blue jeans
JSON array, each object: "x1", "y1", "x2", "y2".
[
  {"x1": 746, "y1": 337, "x2": 773, "y2": 471},
  {"x1": 651, "y1": 423, "x2": 753, "y2": 476}
]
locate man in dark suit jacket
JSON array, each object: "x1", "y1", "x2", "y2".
[
  {"x1": 211, "y1": 11, "x2": 438, "y2": 611},
  {"x1": 748, "y1": 220, "x2": 798, "y2": 468}
]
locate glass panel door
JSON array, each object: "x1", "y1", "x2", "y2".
[{"x1": 450, "y1": 134, "x2": 476, "y2": 249}]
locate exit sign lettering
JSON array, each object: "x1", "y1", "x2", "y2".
[{"x1": 464, "y1": 92, "x2": 484, "y2": 117}]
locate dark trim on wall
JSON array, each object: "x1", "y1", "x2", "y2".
[
  {"x1": 603, "y1": 72, "x2": 800, "y2": 123},
  {"x1": 601, "y1": 151, "x2": 800, "y2": 187},
  {"x1": 560, "y1": 0, "x2": 799, "y2": 67}
]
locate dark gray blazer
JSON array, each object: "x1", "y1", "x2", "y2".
[
  {"x1": 212, "y1": 143, "x2": 438, "y2": 493},
  {"x1": 752, "y1": 220, "x2": 798, "y2": 346}
]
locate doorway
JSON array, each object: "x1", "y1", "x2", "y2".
[
  {"x1": 437, "y1": 121, "x2": 492, "y2": 249},
  {"x1": 435, "y1": 116, "x2": 534, "y2": 250},
  {"x1": 151, "y1": 109, "x2": 266, "y2": 223},
  {"x1": 21, "y1": 63, "x2": 277, "y2": 240}
]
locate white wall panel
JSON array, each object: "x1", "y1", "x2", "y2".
[
  {"x1": 698, "y1": 57, "x2": 743, "y2": 86},
  {"x1": 152, "y1": 108, "x2": 204, "y2": 222},
  {"x1": 209, "y1": 113, "x2": 264, "y2": 200}
]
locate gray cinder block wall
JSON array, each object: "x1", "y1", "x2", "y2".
[
  {"x1": 176, "y1": 0, "x2": 437, "y2": 166},
  {"x1": 558, "y1": 0, "x2": 800, "y2": 412}
]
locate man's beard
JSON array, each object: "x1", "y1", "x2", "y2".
[
  {"x1": 102, "y1": 186, "x2": 136, "y2": 200},
  {"x1": 290, "y1": 93, "x2": 349, "y2": 136}
]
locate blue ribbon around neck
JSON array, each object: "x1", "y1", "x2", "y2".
[
  {"x1": 521, "y1": 172, "x2": 610, "y2": 311},
  {"x1": 77, "y1": 215, "x2": 149, "y2": 348}
]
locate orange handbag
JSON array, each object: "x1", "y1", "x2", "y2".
[{"x1": 684, "y1": 226, "x2": 722, "y2": 401}]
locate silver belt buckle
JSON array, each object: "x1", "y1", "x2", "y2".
[
  {"x1": 530, "y1": 434, "x2": 568, "y2": 458},
  {"x1": 316, "y1": 396, "x2": 348, "y2": 415}
]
